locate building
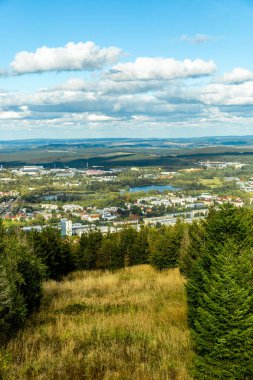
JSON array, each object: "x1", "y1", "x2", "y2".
[
  {"x1": 61, "y1": 219, "x2": 72, "y2": 236},
  {"x1": 62, "y1": 204, "x2": 83, "y2": 212},
  {"x1": 23, "y1": 165, "x2": 44, "y2": 172}
]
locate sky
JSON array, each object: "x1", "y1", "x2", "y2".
[{"x1": 1, "y1": 0, "x2": 253, "y2": 139}]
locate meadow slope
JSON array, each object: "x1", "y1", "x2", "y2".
[{"x1": 4, "y1": 265, "x2": 192, "y2": 380}]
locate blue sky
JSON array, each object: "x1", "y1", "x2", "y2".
[{"x1": 1, "y1": 0, "x2": 253, "y2": 139}]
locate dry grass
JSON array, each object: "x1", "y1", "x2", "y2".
[
  {"x1": 199, "y1": 177, "x2": 222, "y2": 188},
  {"x1": 4, "y1": 265, "x2": 193, "y2": 380}
]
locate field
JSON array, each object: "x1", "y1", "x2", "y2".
[
  {"x1": 199, "y1": 177, "x2": 222, "y2": 188},
  {"x1": 3, "y1": 266, "x2": 192, "y2": 380}
]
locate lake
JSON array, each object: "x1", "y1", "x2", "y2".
[
  {"x1": 41, "y1": 194, "x2": 60, "y2": 201},
  {"x1": 129, "y1": 185, "x2": 179, "y2": 193}
]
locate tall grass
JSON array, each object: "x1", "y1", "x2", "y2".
[{"x1": 3, "y1": 265, "x2": 192, "y2": 379}]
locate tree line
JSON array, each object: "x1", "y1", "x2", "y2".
[{"x1": 1, "y1": 205, "x2": 253, "y2": 379}]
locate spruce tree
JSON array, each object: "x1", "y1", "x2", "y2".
[
  {"x1": 188, "y1": 242, "x2": 253, "y2": 379},
  {"x1": 78, "y1": 229, "x2": 103, "y2": 270},
  {"x1": 179, "y1": 220, "x2": 205, "y2": 277}
]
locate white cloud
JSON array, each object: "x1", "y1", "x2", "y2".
[
  {"x1": 180, "y1": 34, "x2": 212, "y2": 44},
  {"x1": 200, "y1": 81, "x2": 253, "y2": 105},
  {"x1": 74, "y1": 113, "x2": 115, "y2": 122},
  {"x1": 57, "y1": 78, "x2": 88, "y2": 91},
  {"x1": 108, "y1": 57, "x2": 216, "y2": 81},
  {"x1": 3, "y1": 59, "x2": 253, "y2": 137},
  {"x1": 0, "y1": 106, "x2": 31, "y2": 119},
  {"x1": 222, "y1": 67, "x2": 253, "y2": 83},
  {"x1": 11, "y1": 41, "x2": 123, "y2": 74}
]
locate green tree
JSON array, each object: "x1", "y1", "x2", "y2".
[
  {"x1": 189, "y1": 243, "x2": 253, "y2": 379},
  {"x1": 130, "y1": 226, "x2": 149, "y2": 265},
  {"x1": 179, "y1": 220, "x2": 206, "y2": 277},
  {"x1": 119, "y1": 227, "x2": 138, "y2": 266},
  {"x1": 148, "y1": 222, "x2": 185, "y2": 270},
  {"x1": 0, "y1": 225, "x2": 45, "y2": 345},
  {"x1": 186, "y1": 206, "x2": 253, "y2": 379},
  {"x1": 30, "y1": 227, "x2": 73, "y2": 279},
  {"x1": 96, "y1": 233, "x2": 124, "y2": 270},
  {"x1": 77, "y1": 229, "x2": 103, "y2": 270}
]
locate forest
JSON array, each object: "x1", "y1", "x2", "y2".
[{"x1": 0, "y1": 204, "x2": 253, "y2": 379}]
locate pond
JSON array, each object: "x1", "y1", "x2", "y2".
[
  {"x1": 41, "y1": 194, "x2": 60, "y2": 201},
  {"x1": 128, "y1": 185, "x2": 179, "y2": 193}
]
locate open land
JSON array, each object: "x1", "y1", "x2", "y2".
[{"x1": 3, "y1": 265, "x2": 192, "y2": 380}]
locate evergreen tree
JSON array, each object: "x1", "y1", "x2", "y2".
[
  {"x1": 119, "y1": 227, "x2": 138, "y2": 266},
  {"x1": 189, "y1": 243, "x2": 253, "y2": 379},
  {"x1": 96, "y1": 233, "x2": 124, "y2": 270},
  {"x1": 186, "y1": 206, "x2": 253, "y2": 378},
  {"x1": 30, "y1": 227, "x2": 73, "y2": 279},
  {"x1": 149, "y1": 225, "x2": 182, "y2": 270},
  {"x1": 205, "y1": 205, "x2": 253, "y2": 254},
  {"x1": 179, "y1": 220, "x2": 206, "y2": 277},
  {"x1": 77, "y1": 229, "x2": 103, "y2": 270},
  {"x1": 130, "y1": 226, "x2": 149, "y2": 265},
  {"x1": 0, "y1": 226, "x2": 45, "y2": 345}
]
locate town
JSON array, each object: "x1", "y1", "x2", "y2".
[{"x1": 0, "y1": 160, "x2": 249, "y2": 236}]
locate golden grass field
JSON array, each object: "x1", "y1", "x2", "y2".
[
  {"x1": 3, "y1": 265, "x2": 193, "y2": 380},
  {"x1": 199, "y1": 177, "x2": 222, "y2": 188}
]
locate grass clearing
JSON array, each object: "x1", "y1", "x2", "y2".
[
  {"x1": 199, "y1": 177, "x2": 222, "y2": 188},
  {"x1": 4, "y1": 265, "x2": 192, "y2": 380}
]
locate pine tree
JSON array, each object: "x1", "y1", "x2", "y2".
[
  {"x1": 119, "y1": 227, "x2": 138, "y2": 266},
  {"x1": 186, "y1": 206, "x2": 253, "y2": 378},
  {"x1": 78, "y1": 229, "x2": 103, "y2": 270},
  {"x1": 149, "y1": 225, "x2": 182, "y2": 270},
  {"x1": 179, "y1": 220, "x2": 205, "y2": 277},
  {"x1": 30, "y1": 227, "x2": 73, "y2": 279},
  {"x1": 97, "y1": 233, "x2": 124, "y2": 270},
  {"x1": 130, "y1": 226, "x2": 149, "y2": 265},
  {"x1": 188, "y1": 242, "x2": 253, "y2": 379}
]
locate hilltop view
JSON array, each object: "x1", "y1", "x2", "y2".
[{"x1": 1, "y1": 1, "x2": 253, "y2": 379}]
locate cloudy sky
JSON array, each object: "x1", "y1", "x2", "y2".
[{"x1": 1, "y1": 0, "x2": 253, "y2": 139}]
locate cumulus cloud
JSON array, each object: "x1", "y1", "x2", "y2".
[
  {"x1": 108, "y1": 57, "x2": 216, "y2": 81},
  {"x1": 222, "y1": 67, "x2": 253, "y2": 83},
  {"x1": 180, "y1": 33, "x2": 212, "y2": 44},
  {"x1": 3, "y1": 58, "x2": 253, "y2": 137},
  {"x1": 0, "y1": 105, "x2": 31, "y2": 119},
  {"x1": 200, "y1": 81, "x2": 253, "y2": 105},
  {"x1": 11, "y1": 41, "x2": 123, "y2": 74},
  {"x1": 57, "y1": 78, "x2": 88, "y2": 91},
  {"x1": 76, "y1": 113, "x2": 115, "y2": 122}
]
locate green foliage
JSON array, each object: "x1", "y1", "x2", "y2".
[
  {"x1": 149, "y1": 221, "x2": 185, "y2": 270},
  {"x1": 29, "y1": 227, "x2": 74, "y2": 280},
  {"x1": 97, "y1": 233, "x2": 124, "y2": 270},
  {"x1": 186, "y1": 206, "x2": 253, "y2": 379},
  {"x1": 17, "y1": 245, "x2": 46, "y2": 314},
  {"x1": 179, "y1": 220, "x2": 206, "y2": 277},
  {"x1": 74, "y1": 223, "x2": 185, "y2": 272},
  {"x1": 77, "y1": 229, "x2": 103, "y2": 270},
  {"x1": 119, "y1": 227, "x2": 138, "y2": 266},
  {"x1": 190, "y1": 244, "x2": 253, "y2": 379},
  {"x1": 130, "y1": 226, "x2": 149, "y2": 265},
  {"x1": 0, "y1": 221, "x2": 45, "y2": 346}
]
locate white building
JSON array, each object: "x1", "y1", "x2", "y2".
[
  {"x1": 63, "y1": 204, "x2": 83, "y2": 212},
  {"x1": 61, "y1": 219, "x2": 72, "y2": 236}
]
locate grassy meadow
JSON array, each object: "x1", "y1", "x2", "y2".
[{"x1": 3, "y1": 265, "x2": 192, "y2": 380}]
